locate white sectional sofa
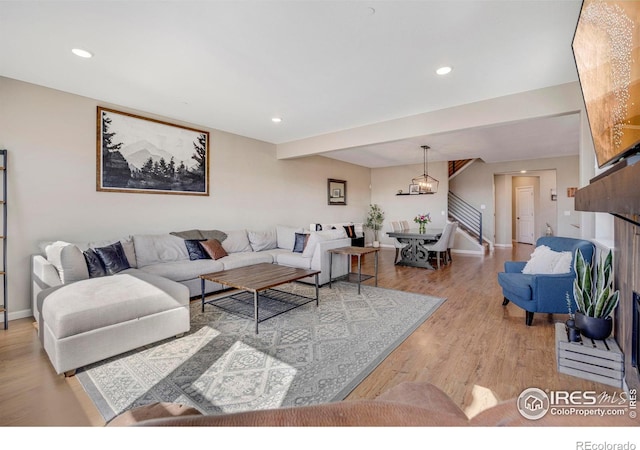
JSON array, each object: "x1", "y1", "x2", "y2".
[{"x1": 31, "y1": 225, "x2": 350, "y2": 375}]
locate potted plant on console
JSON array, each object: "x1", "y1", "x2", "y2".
[
  {"x1": 573, "y1": 248, "x2": 619, "y2": 340},
  {"x1": 364, "y1": 204, "x2": 385, "y2": 248}
]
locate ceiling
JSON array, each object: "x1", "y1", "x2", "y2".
[{"x1": 0, "y1": 1, "x2": 584, "y2": 167}]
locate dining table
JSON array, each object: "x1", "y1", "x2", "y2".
[{"x1": 386, "y1": 227, "x2": 443, "y2": 269}]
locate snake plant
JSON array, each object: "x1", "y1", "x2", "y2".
[{"x1": 573, "y1": 249, "x2": 619, "y2": 318}]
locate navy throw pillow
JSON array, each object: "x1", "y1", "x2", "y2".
[
  {"x1": 184, "y1": 239, "x2": 210, "y2": 260},
  {"x1": 83, "y1": 248, "x2": 106, "y2": 278},
  {"x1": 293, "y1": 232, "x2": 309, "y2": 253},
  {"x1": 93, "y1": 241, "x2": 131, "y2": 275}
]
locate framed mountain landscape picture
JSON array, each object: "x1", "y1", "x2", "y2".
[{"x1": 97, "y1": 107, "x2": 210, "y2": 195}]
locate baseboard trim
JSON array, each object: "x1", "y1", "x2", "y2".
[
  {"x1": 7, "y1": 308, "x2": 34, "y2": 322},
  {"x1": 451, "y1": 249, "x2": 484, "y2": 256}
]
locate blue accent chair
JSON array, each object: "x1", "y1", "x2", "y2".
[{"x1": 498, "y1": 236, "x2": 595, "y2": 326}]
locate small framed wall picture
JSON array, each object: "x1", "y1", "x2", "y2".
[
  {"x1": 567, "y1": 187, "x2": 577, "y2": 198},
  {"x1": 409, "y1": 184, "x2": 420, "y2": 195},
  {"x1": 328, "y1": 179, "x2": 347, "y2": 205}
]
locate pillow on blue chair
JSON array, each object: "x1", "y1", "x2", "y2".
[
  {"x1": 553, "y1": 252, "x2": 572, "y2": 273},
  {"x1": 522, "y1": 245, "x2": 572, "y2": 274}
]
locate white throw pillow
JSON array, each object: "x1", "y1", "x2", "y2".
[
  {"x1": 133, "y1": 234, "x2": 189, "y2": 268},
  {"x1": 301, "y1": 229, "x2": 348, "y2": 258},
  {"x1": 317, "y1": 228, "x2": 348, "y2": 240},
  {"x1": 248, "y1": 229, "x2": 277, "y2": 252},
  {"x1": 552, "y1": 251, "x2": 573, "y2": 274},
  {"x1": 221, "y1": 229, "x2": 253, "y2": 253},
  {"x1": 276, "y1": 225, "x2": 304, "y2": 251},
  {"x1": 301, "y1": 232, "x2": 327, "y2": 258},
  {"x1": 44, "y1": 241, "x2": 89, "y2": 284},
  {"x1": 522, "y1": 245, "x2": 571, "y2": 275}
]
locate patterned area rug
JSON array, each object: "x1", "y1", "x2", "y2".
[{"x1": 77, "y1": 281, "x2": 445, "y2": 423}]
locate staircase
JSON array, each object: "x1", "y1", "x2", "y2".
[
  {"x1": 448, "y1": 191, "x2": 491, "y2": 255},
  {"x1": 448, "y1": 159, "x2": 474, "y2": 179},
  {"x1": 447, "y1": 159, "x2": 491, "y2": 255}
]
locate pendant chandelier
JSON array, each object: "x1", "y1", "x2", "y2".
[{"x1": 412, "y1": 145, "x2": 439, "y2": 194}]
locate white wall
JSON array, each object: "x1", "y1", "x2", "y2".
[
  {"x1": 0, "y1": 77, "x2": 371, "y2": 319},
  {"x1": 577, "y1": 105, "x2": 613, "y2": 246},
  {"x1": 578, "y1": 107, "x2": 597, "y2": 239},
  {"x1": 369, "y1": 161, "x2": 448, "y2": 247}
]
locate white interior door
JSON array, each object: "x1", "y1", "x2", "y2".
[{"x1": 516, "y1": 186, "x2": 535, "y2": 244}]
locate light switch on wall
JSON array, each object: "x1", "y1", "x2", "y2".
[
  {"x1": 564, "y1": 210, "x2": 571, "y2": 216},
  {"x1": 480, "y1": 204, "x2": 486, "y2": 210}
]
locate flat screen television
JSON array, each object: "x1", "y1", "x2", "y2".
[{"x1": 572, "y1": 0, "x2": 640, "y2": 169}]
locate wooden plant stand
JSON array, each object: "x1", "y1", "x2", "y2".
[{"x1": 555, "y1": 322, "x2": 624, "y2": 388}]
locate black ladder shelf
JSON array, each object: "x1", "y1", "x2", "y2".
[{"x1": 0, "y1": 150, "x2": 6, "y2": 329}]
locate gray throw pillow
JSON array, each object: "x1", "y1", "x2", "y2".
[
  {"x1": 199, "y1": 229, "x2": 227, "y2": 242},
  {"x1": 170, "y1": 229, "x2": 204, "y2": 240}
]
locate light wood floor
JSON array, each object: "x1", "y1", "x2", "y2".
[{"x1": 0, "y1": 244, "x2": 615, "y2": 426}]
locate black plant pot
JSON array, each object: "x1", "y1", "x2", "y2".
[
  {"x1": 575, "y1": 312, "x2": 613, "y2": 340},
  {"x1": 565, "y1": 318, "x2": 581, "y2": 342}
]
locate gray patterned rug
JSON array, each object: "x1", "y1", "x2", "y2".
[{"x1": 77, "y1": 281, "x2": 445, "y2": 423}]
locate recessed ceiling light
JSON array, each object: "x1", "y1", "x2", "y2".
[
  {"x1": 520, "y1": 170, "x2": 527, "y2": 173},
  {"x1": 72, "y1": 48, "x2": 93, "y2": 58},
  {"x1": 271, "y1": 117, "x2": 282, "y2": 123},
  {"x1": 436, "y1": 66, "x2": 452, "y2": 76}
]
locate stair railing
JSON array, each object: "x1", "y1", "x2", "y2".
[
  {"x1": 448, "y1": 191, "x2": 483, "y2": 245},
  {"x1": 448, "y1": 159, "x2": 473, "y2": 178}
]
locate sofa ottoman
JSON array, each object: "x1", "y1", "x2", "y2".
[{"x1": 40, "y1": 269, "x2": 190, "y2": 375}]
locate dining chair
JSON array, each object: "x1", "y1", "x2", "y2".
[
  {"x1": 424, "y1": 222, "x2": 455, "y2": 269},
  {"x1": 390, "y1": 221, "x2": 405, "y2": 264},
  {"x1": 400, "y1": 220, "x2": 411, "y2": 231},
  {"x1": 446, "y1": 221, "x2": 458, "y2": 263}
]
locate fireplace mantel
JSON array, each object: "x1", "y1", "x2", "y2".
[{"x1": 575, "y1": 158, "x2": 640, "y2": 219}]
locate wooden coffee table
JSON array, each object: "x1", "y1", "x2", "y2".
[{"x1": 199, "y1": 263, "x2": 320, "y2": 333}]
